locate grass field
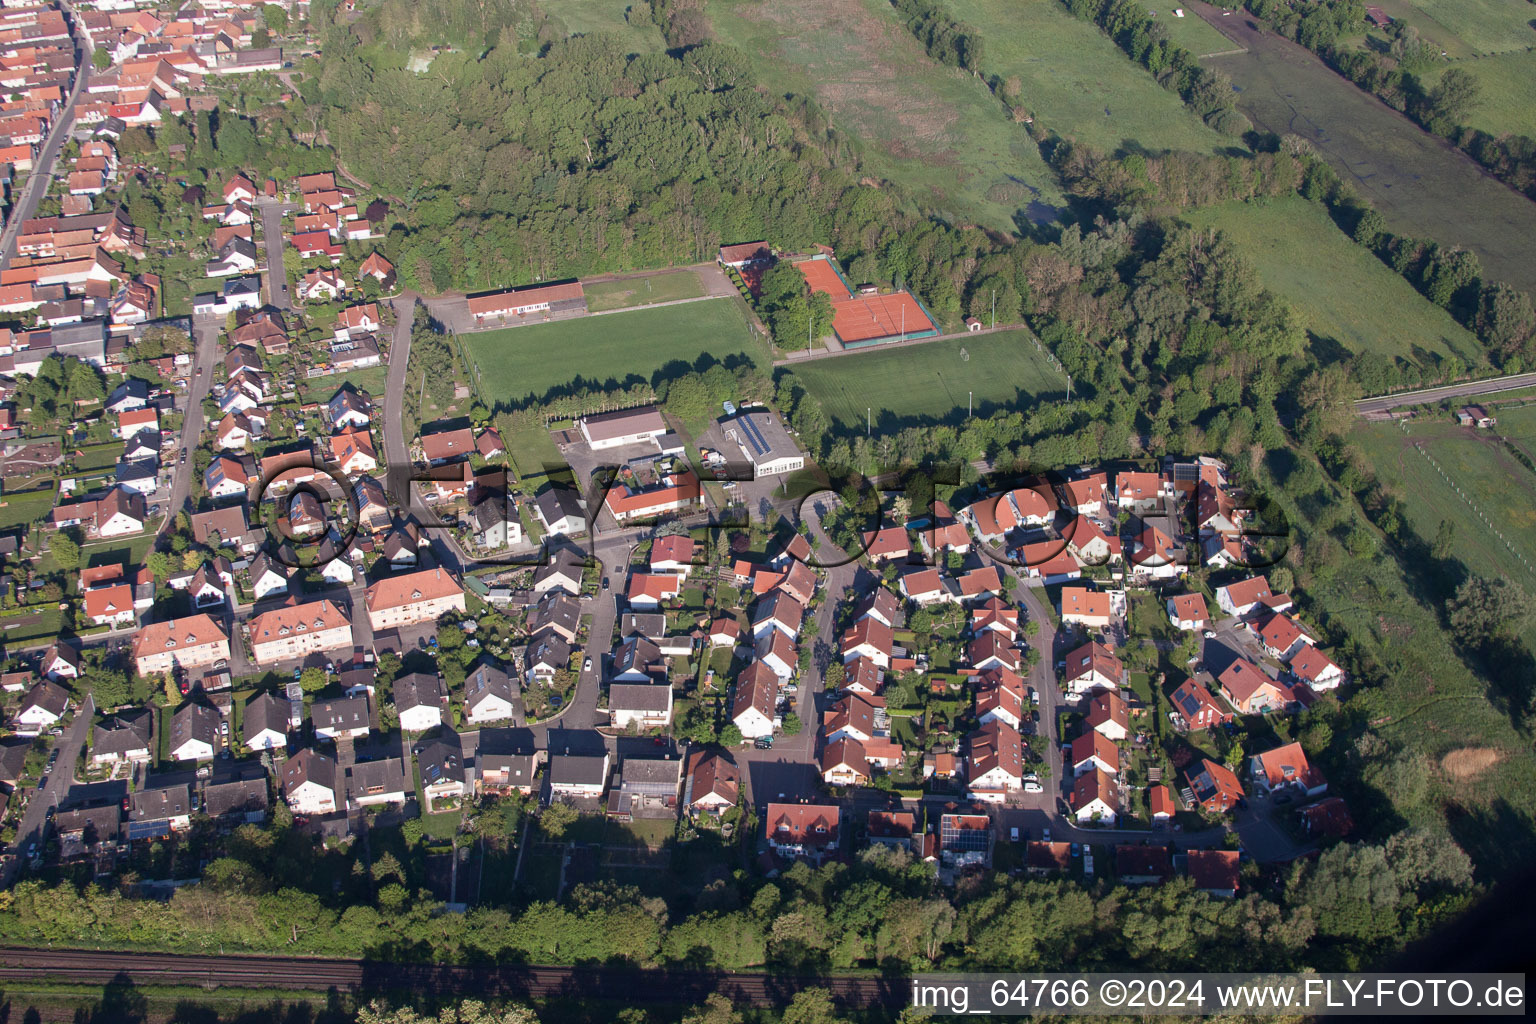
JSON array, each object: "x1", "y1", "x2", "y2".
[
  {"x1": 1258, "y1": 441, "x2": 1536, "y2": 877},
  {"x1": 1201, "y1": 13, "x2": 1536, "y2": 298},
  {"x1": 1396, "y1": 0, "x2": 1536, "y2": 54},
  {"x1": 1186, "y1": 196, "x2": 1485, "y2": 367},
  {"x1": 707, "y1": 0, "x2": 1065, "y2": 233},
  {"x1": 547, "y1": 0, "x2": 667, "y2": 49},
  {"x1": 1132, "y1": 0, "x2": 1239, "y2": 57},
  {"x1": 0, "y1": 488, "x2": 54, "y2": 530},
  {"x1": 947, "y1": 0, "x2": 1229, "y2": 155},
  {"x1": 790, "y1": 330, "x2": 1066, "y2": 430},
  {"x1": 462, "y1": 297, "x2": 768, "y2": 410},
  {"x1": 583, "y1": 271, "x2": 705, "y2": 313},
  {"x1": 1352, "y1": 406, "x2": 1536, "y2": 649},
  {"x1": 1420, "y1": 51, "x2": 1536, "y2": 140},
  {"x1": 300, "y1": 365, "x2": 388, "y2": 405}
]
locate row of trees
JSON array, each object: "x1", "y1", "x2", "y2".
[
  {"x1": 0, "y1": 824, "x2": 1474, "y2": 972},
  {"x1": 891, "y1": 0, "x2": 987, "y2": 73}
]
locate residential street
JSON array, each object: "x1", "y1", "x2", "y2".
[
  {"x1": 162, "y1": 317, "x2": 221, "y2": 530},
  {"x1": 254, "y1": 198, "x2": 297, "y2": 311},
  {"x1": 0, "y1": 3, "x2": 89, "y2": 272},
  {"x1": 1, "y1": 695, "x2": 95, "y2": 888}
]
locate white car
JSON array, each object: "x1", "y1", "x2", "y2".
[
  {"x1": 1203, "y1": 629, "x2": 1217, "y2": 639},
  {"x1": 1024, "y1": 781, "x2": 1044, "y2": 793},
  {"x1": 583, "y1": 657, "x2": 593, "y2": 672}
]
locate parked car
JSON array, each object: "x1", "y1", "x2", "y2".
[
  {"x1": 754, "y1": 737, "x2": 773, "y2": 750},
  {"x1": 1024, "y1": 781, "x2": 1044, "y2": 793},
  {"x1": 583, "y1": 657, "x2": 593, "y2": 672},
  {"x1": 1042, "y1": 828, "x2": 1051, "y2": 842},
  {"x1": 1203, "y1": 629, "x2": 1217, "y2": 639}
]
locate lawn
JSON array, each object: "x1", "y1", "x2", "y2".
[
  {"x1": 706, "y1": 0, "x2": 1066, "y2": 233},
  {"x1": 1186, "y1": 196, "x2": 1485, "y2": 368},
  {"x1": 0, "y1": 488, "x2": 55, "y2": 530},
  {"x1": 462, "y1": 297, "x2": 768, "y2": 411},
  {"x1": 789, "y1": 330, "x2": 1066, "y2": 431},
  {"x1": 299, "y1": 365, "x2": 388, "y2": 405},
  {"x1": 947, "y1": 0, "x2": 1229, "y2": 155},
  {"x1": 583, "y1": 271, "x2": 704, "y2": 313}
]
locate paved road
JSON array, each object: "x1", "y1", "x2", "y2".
[
  {"x1": 1354, "y1": 370, "x2": 1536, "y2": 414},
  {"x1": 161, "y1": 317, "x2": 221, "y2": 531},
  {"x1": 1, "y1": 695, "x2": 94, "y2": 887},
  {"x1": 254, "y1": 198, "x2": 297, "y2": 311},
  {"x1": 0, "y1": 6, "x2": 89, "y2": 272}
]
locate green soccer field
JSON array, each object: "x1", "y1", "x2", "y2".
[
  {"x1": 789, "y1": 330, "x2": 1066, "y2": 430},
  {"x1": 461, "y1": 297, "x2": 769, "y2": 409}
]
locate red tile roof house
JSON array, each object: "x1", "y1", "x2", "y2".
[
  {"x1": 420, "y1": 426, "x2": 475, "y2": 464},
  {"x1": 626, "y1": 572, "x2": 682, "y2": 611},
  {"x1": 1254, "y1": 612, "x2": 1316, "y2": 662},
  {"x1": 1060, "y1": 586, "x2": 1111, "y2": 628},
  {"x1": 1068, "y1": 767, "x2": 1118, "y2": 824},
  {"x1": 1249, "y1": 741, "x2": 1328, "y2": 798},
  {"x1": 649, "y1": 535, "x2": 696, "y2": 575},
  {"x1": 1186, "y1": 758, "x2": 1244, "y2": 814},
  {"x1": 1169, "y1": 679, "x2": 1233, "y2": 730},
  {"x1": 1115, "y1": 844, "x2": 1173, "y2": 885},
  {"x1": 1218, "y1": 659, "x2": 1287, "y2": 715},
  {"x1": 1070, "y1": 729, "x2": 1119, "y2": 777},
  {"x1": 765, "y1": 802, "x2": 840, "y2": 858},
  {"x1": 1289, "y1": 643, "x2": 1345, "y2": 692},
  {"x1": 861, "y1": 524, "x2": 911, "y2": 563},
  {"x1": 1188, "y1": 849, "x2": 1242, "y2": 898},
  {"x1": 1216, "y1": 575, "x2": 1273, "y2": 618},
  {"x1": 1084, "y1": 690, "x2": 1129, "y2": 741},
  {"x1": 1166, "y1": 592, "x2": 1210, "y2": 631},
  {"x1": 1060, "y1": 640, "x2": 1125, "y2": 697},
  {"x1": 1148, "y1": 784, "x2": 1176, "y2": 822}
]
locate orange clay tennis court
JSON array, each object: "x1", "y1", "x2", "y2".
[{"x1": 795, "y1": 256, "x2": 936, "y2": 344}]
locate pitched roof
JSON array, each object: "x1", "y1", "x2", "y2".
[
  {"x1": 732, "y1": 661, "x2": 778, "y2": 722},
  {"x1": 1084, "y1": 690, "x2": 1129, "y2": 734},
  {"x1": 1290, "y1": 644, "x2": 1340, "y2": 684},
  {"x1": 1187, "y1": 758, "x2": 1244, "y2": 812},
  {"x1": 1069, "y1": 767, "x2": 1118, "y2": 814},
  {"x1": 1070, "y1": 729, "x2": 1118, "y2": 772},
  {"x1": 1218, "y1": 659, "x2": 1279, "y2": 707},
  {"x1": 283, "y1": 747, "x2": 336, "y2": 795},
  {"x1": 248, "y1": 599, "x2": 350, "y2": 643},
  {"x1": 1061, "y1": 586, "x2": 1110, "y2": 619},
  {"x1": 131, "y1": 613, "x2": 227, "y2": 659},
  {"x1": 1061, "y1": 641, "x2": 1123, "y2": 687},
  {"x1": 968, "y1": 718, "x2": 1024, "y2": 781},
  {"x1": 364, "y1": 567, "x2": 463, "y2": 612},
  {"x1": 1187, "y1": 849, "x2": 1241, "y2": 893},
  {"x1": 1252, "y1": 741, "x2": 1326, "y2": 791},
  {"x1": 1115, "y1": 844, "x2": 1173, "y2": 880},
  {"x1": 1169, "y1": 592, "x2": 1209, "y2": 622},
  {"x1": 1219, "y1": 575, "x2": 1271, "y2": 609},
  {"x1": 765, "y1": 802, "x2": 840, "y2": 846}
]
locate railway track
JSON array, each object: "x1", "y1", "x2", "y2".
[{"x1": 0, "y1": 947, "x2": 908, "y2": 1009}]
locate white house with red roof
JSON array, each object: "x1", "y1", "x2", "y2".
[
  {"x1": 626, "y1": 573, "x2": 682, "y2": 611},
  {"x1": 967, "y1": 719, "x2": 1024, "y2": 801},
  {"x1": 1069, "y1": 768, "x2": 1118, "y2": 824},
  {"x1": 649, "y1": 535, "x2": 695, "y2": 575},
  {"x1": 1254, "y1": 612, "x2": 1315, "y2": 662},
  {"x1": 1289, "y1": 644, "x2": 1344, "y2": 691},
  {"x1": 1061, "y1": 641, "x2": 1124, "y2": 697},
  {"x1": 1060, "y1": 587, "x2": 1112, "y2": 628},
  {"x1": 1084, "y1": 690, "x2": 1129, "y2": 741},
  {"x1": 1166, "y1": 592, "x2": 1210, "y2": 631},
  {"x1": 1070, "y1": 730, "x2": 1119, "y2": 777},
  {"x1": 1216, "y1": 576, "x2": 1272, "y2": 617}
]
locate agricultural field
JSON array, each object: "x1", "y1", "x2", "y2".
[
  {"x1": 1198, "y1": 14, "x2": 1536, "y2": 297},
  {"x1": 582, "y1": 270, "x2": 705, "y2": 313},
  {"x1": 461, "y1": 297, "x2": 768, "y2": 409},
  {"x1": 706, "y1": 0, "x2": 1065, "y2": 233},
  {"x1": 947, "y1": 0, "x2": 1229, "y2": 155},
  {"x1": 1186, "y1": 196, "x2": 1485, "y2": 367},
  {"x1": 790, "y1": 330, "x2": 1065, "y2": 430}
]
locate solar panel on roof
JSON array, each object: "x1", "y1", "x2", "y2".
[{"x1": 739, "y1": 415, "x2": 770, "y2": 456}]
